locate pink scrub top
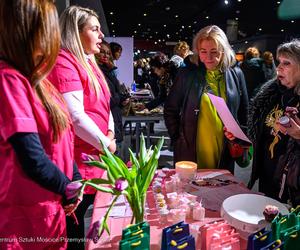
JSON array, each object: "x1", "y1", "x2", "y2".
[
  {"x1": 48, "y1": 49, "x2": 111, "y2": 194},
  {"x1": 0, "y1": 61, "x2": 74, "y2": 249}
]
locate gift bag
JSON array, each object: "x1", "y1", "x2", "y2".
[
  {"x1": 272, "y1": 212, "x2": 298, "y2": 241},
  {"x1": 200, "y1": 220, "x2": 231, "y2": 250},
  {"x1": 122, "y1": 221, "x2": 150, "y2": 239},
  {"x1": 210, "y1": 233, "x2": 240, "y2": 250},
  {"x1": 247, "y1": 228, "x2": 272, "y2": 250},
  {"x1": 282, "y1": 226, "x2": 300, "y2": 250},
  {"x1": 119, "y1": 233, "x2": 150, "y2": 250},
  {"x1": 161, "y1": 221, "x2": 190, "y2": 250},
  {"x1": 260, "y1": 239, "x2": 284, "y2": 250},
  {"x1": 168, "y1": 235, "x2": 195, "y2": 250}
]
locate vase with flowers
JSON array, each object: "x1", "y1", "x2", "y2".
[{"x1": 76, "y1": 135, "x2": 164, "y2": 242}]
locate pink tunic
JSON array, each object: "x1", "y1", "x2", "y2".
[
  {"x1": 48, "y1": 50, "x2": 111, "y2": 194},
  {"x1": 0, "y1": 61, "x2": 74, "y2": 249}
]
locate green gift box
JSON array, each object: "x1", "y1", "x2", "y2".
[
  {"x1": 122, "y1": 221, "x2": 150, "y2": 239},
  {"x1": 119, "y1": 232, "x2": 150, "y2": 250},
  {"x1": 282, "y1": 226, "x2": 300, "y2": 250}
]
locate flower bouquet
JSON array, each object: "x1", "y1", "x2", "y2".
[{"x1": 80, "y1": 134, "x2": 164, "y2": 242}]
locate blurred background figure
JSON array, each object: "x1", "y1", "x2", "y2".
[
  {"x1": 262, "y1": 51, "x2": 277, "y2": 81},
  {"x1": 240, "y1": 47, "x2": 266, "y2": 98},
  {"x1": 248, "y1": 39, "x2": 300, "y2": 206},
  {"x1": 110, "y1": 41, "x2": 123, "y2": 77},
  {"x1": 137, "y1": 53, "x2": 176, "y2": 111},
  {"x1": 164, "y1": 25, "x2": 249, "y2": 173},
  {"x1": 96, "y1": 40, "x2": 129, "y2": 156},
  {"x1": 170, "y1": 41, "x2": 190, "y2": 68}
]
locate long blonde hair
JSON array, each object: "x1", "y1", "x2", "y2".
[
  {"x1": 59, "y1": 5, "x2": 108, "y2": 97},
  {"x1": 0, "y1": 0, "x2": 68, "y2": 142},
  {"x1": 193, "y1": 25, "x2": 236, "y2": 71}
]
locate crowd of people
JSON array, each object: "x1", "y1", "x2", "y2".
[{"x1": 0, "y1": 0, "x2": 299, "y2": 249}]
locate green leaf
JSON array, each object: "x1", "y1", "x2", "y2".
[
  {"x1": 84, "y1": 178, "x2": 112, "y2": 185},
  {"x1": 102, "y1": 144, "x2": 125, "y2": 176},
  {"x1": 139, "y1": 134, "x2": 146, "y2": 167},
  {"x1": 84, "y1": 160, "x2": 107, "y2": 170},
  {"x1": 85, "y1": 181, "x2": 115, "y2": 194}
]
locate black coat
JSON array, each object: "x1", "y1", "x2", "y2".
[
  {"x1": 99, "y1": 64, "x2": 126, "y2": 142},
  {"x1": 248, "y1": 79, "x2": 300, "y2": 198},
  {"x1": 164, "y1": 60, "x2": 249, "y2": 172}
]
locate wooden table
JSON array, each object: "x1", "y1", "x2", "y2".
[{"x1": 86, "y1": 169, "x2": 251, "y2": 250}]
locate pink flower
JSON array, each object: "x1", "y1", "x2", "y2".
[
  {"x1": 86, "y1": 220, "x2": 101, "y2": 243},
  {"x1": 114, "y1": 178, "x2": 128, "y2": 192},
  {"x1": 81, "y1": 153, "x2": 94, "y2": 162},
  {"x1": 126, "y1": 161, "x2": 132, "y2": 168},
  {"x1": 65, "y1": 181, "x2": 82, "y2": 200}
]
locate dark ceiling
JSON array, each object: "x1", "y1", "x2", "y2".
[{"x1": 101, "y1": 0, "x2": 299, "y2": 43}]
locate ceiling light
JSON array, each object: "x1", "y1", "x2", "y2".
[
  {"x1": 175, "y1": 15, "x2": 179, "y2": 18},
  {"x1": 237, "y1": 0, "x2": 242, "y2": 2},
  {"x1": 158, "y1": 39, "x2": 161, "y2": 42},
  {"x1": 163, "y1": 24, "x2": 167, "y2": 27},
  {"x1": 138, "y1": 23, "x2": 141, "y2": 26},
  {"x1": 258, "y1": 28, "x2": 262, "y2": 31},
  {"x1": 206, "y1": 16, "x2": 209, "y2": 19},
  {"x1": 147, "y1": 28, "x2": 151, "y2": 31},
  {"x1": 112, "y1": 30, "x2": 115, "y2": 33},
  {"x1": 245, "y1": 41, "x2": 248, "y2": 44},
  {"x1": 154, "y1": 41, "x2": 157, "y2": 44},
  {"x1": 235, "y1": 17, "x2": 239, "y2": 20},
  {"x1": 166, "y1": 34, "x2": 170, "y2": 38},
  {"x1": 188, "y1": 25, "x2": 192, "y2": 28},
  {"x1": 143, "y1": 13, "x2": 147, "y2": 17},
  {"x1": 149, "y1": 36, "x2": 153, "y2": 38},
  {"x1": 224, "y1": 0, "x2": 229, "y2": 5},
  {"x1": 165, "y1": 6, "x2": 171, "y2": 11},
  {"x1": 155, "y1": 31, "x2": 158, "y2": 34},
  {"x1": 291, "y1": 20, "x2": 295, "y2": 23},
  {"x1": 109, "y1": 12, "x2": 114, "y2": 15},
  {"x1": 134, "y1": 31, "x2": 137, "y2": 34},
  {"x1": 111, "y1": 22, "x2": 114, "y2": 25},
  {"x1": 193, "y1": 21, "x2": 197, "y2": 24},
  {"x1": 181, "y1": 25, "x2": 185, "y2": 29},
  {"x1": 113, "y1": 35, "x2": 115, "y2": 37},
  {"x1": 277, "y1": 1, "x2": 281, "y2": 4},
  {"x1": 281, "y1": 29, "x2": 284, "y2": 32}
]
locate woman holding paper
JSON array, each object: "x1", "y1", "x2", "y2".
[
  {"x1": 248, "y1": 39, "x2": 300, "y2": 205},
  {"x1": 164, "y1": 25, "x2": 249, "y2": 173}
]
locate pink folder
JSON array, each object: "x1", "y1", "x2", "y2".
[{"x1": 207, "y1": 93, "x2": 252, "y2": 146}]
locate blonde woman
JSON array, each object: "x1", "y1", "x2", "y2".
[
  {"x1": 48, "y1": 6, "x2": 115, "y2": 248},
  {"x1": 164, "y1": 25, "x2": 249, "y2": 173}
]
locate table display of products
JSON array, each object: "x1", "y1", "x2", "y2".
[{"x1": 87, "y1": 169, "x2": 290, "y2": 250}]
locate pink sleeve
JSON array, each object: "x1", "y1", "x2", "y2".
[
  {"x1": 48, "y1": 54, "x2": 84, "y2": 94},
  {"x1": 0, "y1": 71, "x2": 38, "y2": 141}
]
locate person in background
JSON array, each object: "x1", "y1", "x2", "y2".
[
  {"x1": 0, "y1": 0, "x2": 81, "y2": 249},
  {"x1": 170, "y1": 41, "x2": 190, "y2": 68},
  {"x1": 240, "y1": 47, "x2": 266, "y2": 98},
  {"x1": 48, "y1": 6, "x2": 115, "y2": 249},
  {"x1": 96, "y1": 40, "x2": 129, "y2": 156},
  {"x1": 164, "y1": 25, "x2": 249, "y2": 173},
  {"x1": 262, "y1": 51, "x2": 277, "y2": 81},
  {"x1": 248, "y1": 39, "x2": 300, "y2": 206},
  {"x1": 137, "y1": 53, "x2": 176, "y2": 111},
  {"x1": 110, "y1": 41, "x2": 123, "y2": 77}
]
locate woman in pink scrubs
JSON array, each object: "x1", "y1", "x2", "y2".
[
  {"x1": 48, "y1": 6, "x2": 116, "y2": 249},
  {"x1": 0, "y1": 0, "x2": 81, "y2": 249}
]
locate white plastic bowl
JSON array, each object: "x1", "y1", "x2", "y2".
[{"x1": 221, "y1": 194, "x2": 289, "y2": 237}]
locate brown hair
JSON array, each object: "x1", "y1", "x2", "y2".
[
  {"x1": 0, "y1": 0, "x2": 68, "y2": 142},
  {"x1": 244, "y1": 47, "x2": 260, "y2": 60}
]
